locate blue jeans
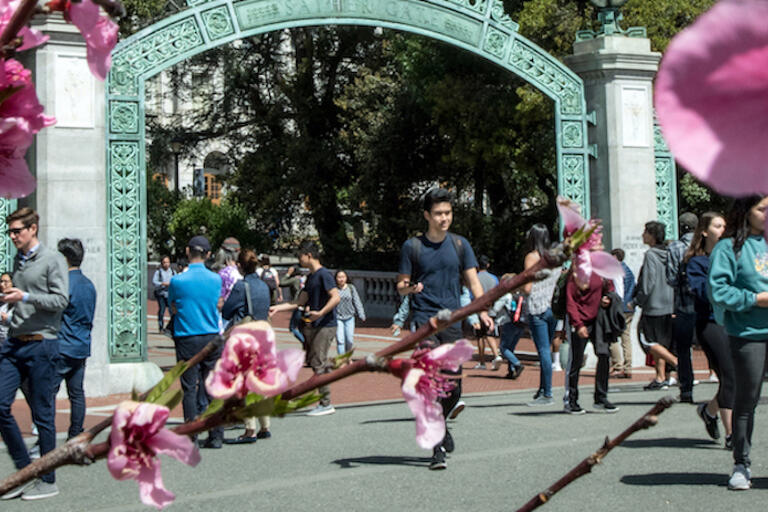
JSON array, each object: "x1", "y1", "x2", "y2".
[
  {"x1": 289, "y1": 309, "x2": 305, "y2": 346},
  {"x1": 0, "y1": 338, "x2": 59, "y2": 483},
  {"x1": 54, "y1": 355, "x2": 86, "y2": 440},
  {"x1": 173, "y1": 333, "x2": 223, "y2": 441},
  {"x1": 156, "y1": 293, "x2": 170, "y2": 331},
  {"x1": 528, "y1": 308, "x2": 555, "y2": 397},
  {"x1": 500, "y1": 322, "x2": 523, "y2": 371},
  {"x1": 336, "y1": 317, "x2": 355, "y2": 354}
]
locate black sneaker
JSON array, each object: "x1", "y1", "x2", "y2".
[
  {"x1": 533, "y1": 389, "x2": 542, "y2": 400},
  {"x1": 593, "y1": 400, "x2": 619, "y2": 413},
  {"x1": 678, "y1": 393, "x2": 694, "y2": 404},
  {"x1": 429, "y1": 446, "x2": 447, "y2": 470},
  {"x1": 697, "y1": 403, "x2": 720, "y2": 440},
  {"x1": 565, "y1": 402, "x2": 586, "y2": 415},
  {"x1": 644, "y1": 380, "x2": 667, "y2": 391},
  {"x1": 198, "y1": 437, "x2": 223, "y2": 449},
  {"x1": 725, "y1": 434, "x2": 733, "y2": 451},
  {"x1": 443, "y1": 430, "x2": 454, "y2": 454},
  {"x1": 513, "y1": 365, "x2": 524, "y2": 379}
]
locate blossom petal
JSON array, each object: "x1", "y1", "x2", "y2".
[
  {"x1": 275, "y1": 348, "x2": 305, "y2": 385},
  {"x1": 147, "y1": 429, "x2": 201, "y2": 467},
  {"x1": 589, "y1": 251, "x2": 625, "y2": 281},
  {"x1": 401, "y1": 369, "x2": 445, "y2": 449},
  {"x1": 205, "y1": 360, "x2": 242, "y2": 400},
  {"x1": 573, "y1": 250, "x2": 592, "y2": 288},
  {"x1": 426, "y1": 339, "x2": 474, "y2": 372},
  {"x1": 0, "y1": 148, "x2": 36, "y2": 199},
  {"x1": 137, "y1": 461, "x2": 175, "y2": 510},
  {"x1": 68, "y1": 0, "x2": 118, "y2": 81},
  {"x1": 655, "y1": 0, "x2": 768, "y2": 196},
  {"x1": 556, "y1": 195, "x2": 586, "y2": 235}
]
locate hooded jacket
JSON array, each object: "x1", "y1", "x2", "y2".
[{"x1": 634, "y1": 245, "x2": 674, "y2": 316}]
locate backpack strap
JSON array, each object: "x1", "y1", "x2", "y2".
[
  {"x1": 244, "y1": 280, "x2": 254, "y2": 318},
  {"x1": 409, "y1": 236, "x2": 423, "y2": 280},
  {"x1": 447, "y1": 232, "x2": 465, "y2": 270}
]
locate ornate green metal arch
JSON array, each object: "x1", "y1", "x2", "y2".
[{"x1": 105, "y1": 0, "x2": 591, "y2": 361}]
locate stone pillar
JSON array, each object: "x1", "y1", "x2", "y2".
[
  {"x1": 26, "y1": 16, "x2": 162, "y2": 396},
  {"x1": 566, "y1": 34, "x2": 661, "y2": 371},
  {"x1": 566, "y1": 35, "x2": 661, "y2": 277}
]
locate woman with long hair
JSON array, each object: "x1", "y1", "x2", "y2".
[
  {"x1": 334, "y1": 270, "x2": 366, "y2": 355},
  {"x1": 684, "y1": 212, "x2": 734, "y2": 447},
  {"x1": 709, "y1": 195, "x2": 768, "y2": 490},
  {"x1": 221, "y1": 249, "x2": 273, "y2": 444},
  {"x1": 523, "y1": 223, "x2": 561, "y2": 406}
]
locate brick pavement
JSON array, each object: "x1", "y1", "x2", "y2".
[{"x1": 6, "y1": 305, "x2": 714, "y2": 439}]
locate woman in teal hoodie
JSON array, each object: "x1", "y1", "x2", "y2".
[{"x1": 709, "y1": 195, "x2": 768, "y2": 491}]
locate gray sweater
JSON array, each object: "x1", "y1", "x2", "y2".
[
  {"x1": 634, "y1": 245, "x2": 674, "y2": 316},
  {"x1": 9, "y1": 244, "x2": 69, "y2": 339}
]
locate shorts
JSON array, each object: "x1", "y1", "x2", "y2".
[
  {"x1": 473, "y1": 323, "x2": 499, "y2": 338},
  {"x1": 638, "y1": 314, "x2": 672, "y2": 352}
]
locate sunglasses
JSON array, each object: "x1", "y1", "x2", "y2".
[{"x1": 6, "y1": 227, "x2": 27, "y2": 235}]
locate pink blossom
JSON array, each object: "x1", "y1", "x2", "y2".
[
  {"x1": 389, "y1": 340, "x2": 474, "y2": 449},
  {"x1": 0, "y1": 0, "x2": 49, "y2": 51},
  {"x1": 68, "y1": 0, "x2": 118, "y2": 81},
  {"x1": 556, "y1": 196, "x2": 624, "y2": 287},
  {"x1": 0, "y1": 59, "x2": 55, "y2": 198},
  {"x1": 655, "y1": 0, "x2": 768, "y2": 198},
  {"x1": 206, "y1": 321, "x2": 304, "y2": 400},
  {"x1": 108, "y1": 401, "x2": 201, "y2": 510}
]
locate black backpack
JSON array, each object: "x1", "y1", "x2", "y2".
[
  {"x1": 408, "y1": 232, "x2": 465, "y2": 281},
  {"x1": 261, "y1": 268, "x2": 278, "y2": 291}
]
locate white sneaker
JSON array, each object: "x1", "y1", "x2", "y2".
[
  {"x1": 492, "y1": 356, "x2": 503, "y2": 371},
  {"x1": 20, "y1": 480, "x2": 59, "y2": 501},
  {"x1": 473, "y1": 363, "x2": 487, "y2": 370},
  {"x1": 306, "y1": 404, "x2": 335, "y2": 417},
  {"x1": 448, "y1": 400, "x2": 466, "y2": 420},
  {"x1": 709, "y1": 374, "x2": 719, "y2": 383},
  {"x1": 552, "y1": 362, "x2": 563, "y2": 372},
  {"x1": 728, "y1": 464, "x2": 752, "y2": 490},
  {"x1": 665, "y1": 376, "x2": 678, "y2": 387}
]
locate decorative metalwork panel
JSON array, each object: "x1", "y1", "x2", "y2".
[
  {"x1": 109, "y1": 101, "x2": 140, "y2": 134},
  {"x1": 202, "y1": 6, "x2": 236, "y2": 41},
  {"x1": 110, "y1": 18, "x2": 204, "y2": 96},
  {"x1": 105, "y1": 0, "x2": 590, "y2": 362},
  {"x1": 654, "y1": 119, "x2": 678, "y2": 240},
  {"x1": 0, "y1": 199, "x2": 16, "y2": 273},
  {"x1": 107, "y1": 141, "x2": 145, "y2": 362},
  {"x1": 561, "y1": 154, "x2": 589, "y2": 210},
  {"x1": 508, "y1": 39, "x2": 583, "y2": 115}
]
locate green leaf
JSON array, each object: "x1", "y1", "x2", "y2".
[
  {"x1": 330, "y1": 350, "x2": 354, "y2": 370},
  {"x1": 145, "y1": 361, "x2": 187, "y2": 404},
  {"x1": 201, "y1": 398, "x2": 225, "y2": 419},
  {"x1": 272, "y1": 392, "x2": 322, "y2": 416},
  {"x1": 154, "y1": 389, "x2": 183, "y2": 411},
  {"x1": 233, "y1": 396, "x2": 275, "y2": 420}
]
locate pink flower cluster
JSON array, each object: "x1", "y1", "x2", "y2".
[
  {"x1": 389, "y1": 340, "x2": 474, "y2": 449},
  {"x1": 206, "y1": 321, "x2": 304, "y2": 399},
  {"x1": 108, "y1": 401, "x2": 201, "y2": 510},
  {"x1": 0, "y1": 0, "x2": 118, "y2": 199},
  {"x1": 557, "y1": 196, "x2": 624, "y2": 287}
]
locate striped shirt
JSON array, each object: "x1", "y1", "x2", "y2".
[
  {"x1": 527, "y1": 268, "x2": 561, "y2": 315},
  {"x1": 336, "y1": 284, "x2": 366, "y2": 321}
]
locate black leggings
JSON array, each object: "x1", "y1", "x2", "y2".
[
  {"x1": 730, "y1": 336, "x2": 768, "y2": 467},
  {"x1": 696, "y1": 320, "x2": 735, "y2": 409}
]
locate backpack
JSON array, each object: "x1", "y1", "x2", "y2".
[
  {"x1": 550, "y1": 269, "x2": 570, "y2": 319},
  {"x1": 260, "y1": 268, "x2": 278, "y2": 291}
]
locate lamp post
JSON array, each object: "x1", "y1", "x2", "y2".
[
  {"x1": 576, "y1": 0, "x2": 646, "y2": 40},
  {"x1": 169, "y1": 138, "x2": 183, "y2": 193}
]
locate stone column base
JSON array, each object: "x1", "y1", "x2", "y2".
[{"x1": 83, "y1": 362, "x2": 164, "y2": 397}]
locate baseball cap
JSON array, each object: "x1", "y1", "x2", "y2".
[
  {"x1": 679, "y1": 212, "x2": 698, "y2": 232},
  {"x1": 188, "y1": 235, "x2": 211, "y2": 252},
  {"x1": 221, "y1": 237, "x2": 241, "y2": 252}
]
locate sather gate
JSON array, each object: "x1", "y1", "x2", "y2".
[{"x1": 109, "y1": 0, "x2": 594, "y2": 362}]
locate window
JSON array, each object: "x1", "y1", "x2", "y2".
[{"x1": 204, "y1": 173, "x2": 221, "y2": 205}]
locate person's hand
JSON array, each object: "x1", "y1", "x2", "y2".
[
  {"x1": 480, "y1": 311, "x2": 494, "y2": 331},
  {"x1": 601, "y1": 296, "x2": 610, "y2": 308},
  {"x1": 307, "y1": 310, "x2": 322, "y2": 322},
  {"x1": 405, "y1": 280, "x2": 423, "y2": 294},
  {"x1": 285, "y1": 266, "x2": 295, "y2": 277},
  {"x1": 0, "y1": 311, "x2": 7, "y2": 322},
  {"x1": 390, "y1": 324, "x2": 401, "y2": 336},
  {"x1": 277, "y1": 293, "x2": 284, "y2": 303},
  {"x1": 1, "y1": 288, "x2": 24, "y2": 304},
  {"x1": 472, "y1": 323, "x2": 481, "y2": 330},
  {"x1": 268, "y1": 306, "x2": 277, "y2": 317},
  {"x1": 162, "y1": 281, "x2": 170, "y2": 287},
  {"x1": 757, "y1": 292, "x2": 768, "y2": 307},
  {"x1": 576, "y1": 325, "x2": 589, "y2": 339}
]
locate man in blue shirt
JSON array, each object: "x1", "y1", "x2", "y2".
[
  {"x1": 397, "y1": 188, "x2": 492, "y2": 470},
  {"x1": 53, "y1": 239, "x2": 96, "y2": 441},
  {"x1": 169, "y1": 235, "x2": 223, "y2": 448},
  {"x1": 270, "y1": 240, "x2": 339, "y2": 416}
]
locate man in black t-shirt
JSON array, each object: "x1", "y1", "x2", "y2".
[
  {"x1": 270, "y1": 240, "x2": 339, "y2": 416},
  {"x1": 397, "y1": 188, "x2": 493, "y2": 470}
]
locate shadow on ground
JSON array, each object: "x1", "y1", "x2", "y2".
[
  {"x1": 360, "y1": 417, "x2": 413, "y2": 425},
  {"x1": 619, "y1": 437, "x2": 718, "y2": 450},
  {"x1": 621, "y1": 472, "x2": 768, "y2": 488},
  {"x1": 333, "y1": 455, "x2": 430, "y2": 469}
]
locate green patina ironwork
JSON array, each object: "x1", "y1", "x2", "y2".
[
  {"x1": 105, "y1": 0, "x2": 591, "y2": 362},
  {"x1": 0, "y1": 199, "x2": 17, "y2": 273},
  {"x1": 654, "y1": 119, "x2": 678, "y2": 240}
]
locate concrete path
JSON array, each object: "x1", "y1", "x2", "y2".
[{"x1": 1, "y1": 384, "x2": 766, "y2": 511}]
